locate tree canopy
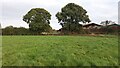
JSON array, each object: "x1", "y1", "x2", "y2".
[
  {"x1": 56, "y1": 3, "x2": 91, "y2": 33},
  {"x1": 23, "y1": 8, "x2": 52, "y2": 33}
]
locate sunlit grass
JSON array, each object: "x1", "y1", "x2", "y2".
[{"x1": 2, "y1": 35, "x2": 118, "y2": 66}]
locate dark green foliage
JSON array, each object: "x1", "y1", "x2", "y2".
[
  {"x1": 23, "y1": 8, "x2": 52, "y2": 33},
  {"x1": 2, "y1": 26, "x2": 30, "y2": 35},
  {"x1": 2, "y1": 26, "x2": 15, "y2": 35},
  {"x1": 56, "y1": 3, "x2": 91, "y2": 33}
]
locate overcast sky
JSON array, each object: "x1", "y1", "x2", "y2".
[{"x1": 0, "y1": 0, "x2": 119, "y2": 30}]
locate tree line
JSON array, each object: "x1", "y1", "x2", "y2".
[
  {"x1": 2, "y1": 3, "x2": 120, "y2": 35},
  {"x1": 2, "y1": 23, "x2": 119, "y2": 35}
]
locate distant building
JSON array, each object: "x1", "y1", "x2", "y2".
[
  {"x1": 108, "y1": 24, "x2": 120, "y2": 30},
  {"x1": 82, "y1": 23, "x2": 102, "y2": 34},
  {"x1": 83, "y1": 23, "x2": 102, "y2": 29}
]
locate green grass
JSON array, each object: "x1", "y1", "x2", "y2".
[{"x1": 2, "y1": 35, "x2": 118, "y2": 66}]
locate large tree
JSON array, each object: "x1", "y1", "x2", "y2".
[
  {"x1": 23, "y1": 8, "x2": 52, "y2": 33},
  {"x1": 56, "y1": 3, "x2": 91, "y2": 33}
]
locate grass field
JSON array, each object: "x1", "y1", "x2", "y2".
[{"x1": 2, "y1": 35, "x2": 118, "y2": 66}]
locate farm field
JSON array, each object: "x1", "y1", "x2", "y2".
[{"x1": 2, "y1": 35, "x2": 118, "y2": 66}]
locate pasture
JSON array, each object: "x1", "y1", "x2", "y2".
[{"x1": 2, "y1": 35, "x2": 118, "y2": 66}]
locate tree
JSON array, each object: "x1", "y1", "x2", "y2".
[
  {"x1": 100, "y1": 20, "x2": 115, "y2": 26},
  {"x1": 23, "y1": 8, "x2": 52, "y2": 33},
  {"x1": 13, "y1": 27, "x2": 29, "y2": 35},
  {"x1": 56, "y1": 3, "x2": 91, "y2": 33},
  {"x1": 2, "y1": 26, "x2": 14, "y2": 35},
  {"x1": 100, "y1": 20, "x2": 116, "y2": 34}
]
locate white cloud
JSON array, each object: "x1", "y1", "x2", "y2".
[
  {"x1": 0, "y1": 0, "x2": 119, "y2": 29},
  {"x1": 1, "y1": 19, "x2": 29, "y2": 28}
]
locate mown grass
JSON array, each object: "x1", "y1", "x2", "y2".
[{"x1": 2, "y1": 35, "x2": 118, "y2": 66}]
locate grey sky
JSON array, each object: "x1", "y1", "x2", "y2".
[
  {"x1": 118, "y1": 1, "x2": 120, "y2": 24},
  {"x1": 0, "y1": 0, "x2": 119, "y2": 30}
]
